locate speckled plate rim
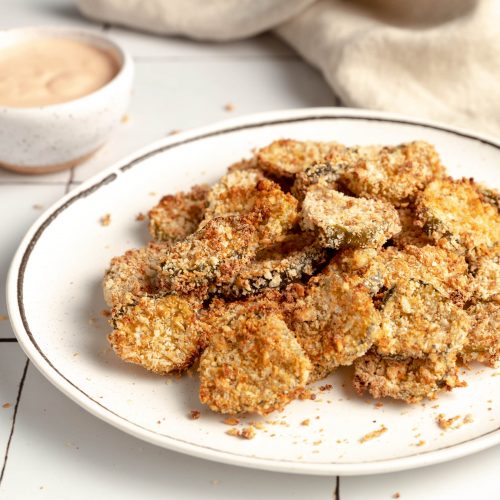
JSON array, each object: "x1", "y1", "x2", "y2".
[{"x1": 6, "y1": 107, "x2": 500, "y2": 476}]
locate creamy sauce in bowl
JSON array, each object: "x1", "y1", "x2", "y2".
[{"x1": 0, "y1": 37, "x2": 119, "y2": 107}]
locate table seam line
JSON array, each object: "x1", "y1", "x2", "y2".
[{"x1": 0, "y1": 359, "x2": 29, "y2": 487}]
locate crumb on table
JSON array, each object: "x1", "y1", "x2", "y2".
[
  {"x1": 135, "y1": 212, "x2": 146, "y2": 221},
  {"x1": 224, "y1": 102, "x2": 235, "y2": 112},
  {"x1": 189, "y1": 410, "x2": 201, "y2": 420},
  {"x1": 100, "y1": 214, "x2": 111, "y2": 226},
  {"x1": 0, "y1": 314, "x2": 7, "y2": 321},
  {"x1": 2, "y1": 403, "x2": 12, "y2": 409},
  {"x1": 301, "y1": 419, "x2": 310, "y2": 426}
]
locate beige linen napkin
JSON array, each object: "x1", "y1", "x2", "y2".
[{"x1": 78, "y1": 0, "x2": 500, "y2": 136}]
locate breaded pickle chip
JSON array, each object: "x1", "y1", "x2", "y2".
[
  {"x1": 219, "y1": 233, "x2": 329, "y2": 298},
  {"x1": 301, "y1": 185, "x2": 401, "y2": 249},
  {"x1": 160, "y1": 215, "x2": 257, "y2": 297},
  {"x1": 332, "y1": 245, "x2": 470, "y2": 305},
  {"x1": 148, "y1": 185, "x2": 209, "y2": 243},
  {"x1": 375, "y1": 280, "x2": 470, "y2": 358},
  {"x1": 285, "y1": 265, "x2": 381, "y2": 381},
  {"x1": 203, "y1": 176, "x2": 299, "y2": 247},
  {"x1": 203, "y1": 169, "x2": 263, "y2": 221},
  {"x1": 416, "y1": 177, "x2": 500, "y2": 254},
  {"x1": 250, "y1": 178, "x2": 299, "y2": 245},
  {"x1": 292, "y1": 161, "x2": 350, "y2": 200},
  {"x1": 256, "y1": 139, "x2": 345, "y2": 178},
  {"x1": 103, "y1": 242, "x2": 169, "y2": 309},
  {"x1": 342, "y1": 141, "x2": 444, "y2": 205},
  {"x1": 199, "y1": 301, "x2": 311, "y2": 415},
  {"x1": 353, "y1": 351, "x2": 464, "y2": 403},
  {"x1": 109, "y1": 295, "x2": 205, "y2": 374},
  {"x1": 385, "y1": 245, "x2": 470, "y2": 304},
  {"x1": 462, "y1": 301, "x2": 500, "y2": 367},
  {"x1": 390, "y1": 206, "x2": 433, "y2": 249}
]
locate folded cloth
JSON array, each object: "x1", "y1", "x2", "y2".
[
  {"x1": 78, "y1": 0, "x2": 500, "y2": 136},
  {"x1": 77, "y1": 0, "x2": 316, "y2": 40}
]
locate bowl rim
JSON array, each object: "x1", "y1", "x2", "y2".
[{"x1": 0, "y1": 25, "x2": 134, "y2": 113}]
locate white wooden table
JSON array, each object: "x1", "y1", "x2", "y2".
[{"x1": 0, "y1": 1, "x2": 498, "y2": 498}]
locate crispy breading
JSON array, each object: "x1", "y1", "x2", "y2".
[
  {"x1": 387, "y1": 245, "x2": 470, "y2": 304},
  {"x1": 390, "y1": 206, "x2": 433, "y2": 249},
  {"x1": 292, "y1": 161, "x2": 352, "y2": 200},
  {"x1": 160, "y1": 215, "x2": 258, "y2": 297},
  {"x1": 218, "y1": 232, "x2": 329, "y2": 298},
  {"x1": 203, "y1": 169, "x2": 263, "y2": 221},
  {"x1": 301, "y1": 186, "x2": 401, "y2": 249},
  {"x1": 148, "y1": 185, "x2": 209, "y2": 243},
  {"x1": 330, "y1": 248, "x2": 386, "y2": 294},
  {"x1": 330, "y1": 244, "x2": 470, "y2": 307},
  {"x1": 109, "y1": 294, "x2": 205, "y2": 374},
  {"x1": 256, "y1": 139, "x2": 345, "y2": 178},
  {"x1": 462, "y1": 301, "x2": 500, "y2": 367},
  {"x1": 284, "y1": 264, "x2": 381, "y2": 381},
  {"x1": 416, "y1": 177, "x2": 500, "y2": 255},
  {"x1": 226, "y1": 156, "x2": 259, "y2": 174},
  {"x1": 199, "y1": 300, "x2": 311, "y2": 414},
  {"x1": 248, "y1": 178, "x2": 299, "y2": 245},
  {"x1": 375, "y1": 280, "x2": 470, "y2": 358},
  {"x1": 468, "y1": 246, "x2": 500, "y2": 303},
  {"x1": 477, "y1": 183, "x2": 500, "y2": 212},
  {"x1": 353, "y1": 351, "x2": 464, "y2": 403},
  {"x1": 203, "y1": 176, "x2": 298, "y2": 247},
  {"x1": 103, "y1": 241, "x2": 169, "y2": 309},
  {"x1": 342, "y1": 141, "x2": 445, "y2": 205}
]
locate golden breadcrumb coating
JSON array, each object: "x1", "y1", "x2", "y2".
[
  {"x1": 462, "y1": 300, "x2": 500, "y2": 367},
  {"x1": 353, "y1": 351, "x2": 464, "y2": 403},
  {"x1": 342, "y1": 141, "x2": 444, "y2": 205},
  {"x1": 477, "y1": 183, "x2": 500, "y2": 212},
  {"x1": 331, "y1": 244, "x2": 470, "y2": 305},
  {"x1": 390, "y1": 206, "x2": 433, "y2": 249},
  {"x1": 292, "y1": 160, "x2": 354, "y2": 200},
  {"x1": 249, "y1": 178, "x2": 299, "y2": 245},
  {"x1": 160, "y1": 215, "x2": 258, "y2": 298},
  {"x1": 226, "y1": 157, "x2": 259, "y2": 173},
  {"x1": 148, "y1": 185, "x2": 209, "y2": 243},
  {"x1": 416, "y1": 177, "x2": 500, "y2": 255},
  {"x1": 468, "y1": 246, "x2": 499, "y2": 303},
  {"x1": 284, "y1": 264, "x2": 381, "y2": 381},
  {"x1": 301, "y1": 186, "x2": 401, "y2": 249},
  {"x1": 199, "y1": 300, "x2": 311, "y2": 414},
  {"x1": 375, "y1": 280, "x2": 471, "y2": 358},
  {"x1": 256, "y1": 139, "x2": 345, "y2": 178},
  {"x1": 219, "y1": 232, "x2": 328, "y2": 298},
  {"x1": 203, "y1": 169, "x2": 263, "y2": 221},
  {"x1": 103, "y1": 242, "x2": 169, "y2": 309},
  {"x1": 385, "y1": 245, "x2": 471, "y2": 305},
  {"x1": 109, "y1": 294, "x2": 205, "y2": 374}
]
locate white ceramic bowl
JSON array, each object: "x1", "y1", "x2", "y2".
[{"x1": 0, "y1": 27, "x2": 134, "y2": 174}]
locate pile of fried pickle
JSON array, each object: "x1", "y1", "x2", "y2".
[{"x1": 103, "y1": 139, "x2": 500, "y2": 415}]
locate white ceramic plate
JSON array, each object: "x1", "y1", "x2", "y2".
[{"x1": 7, "y1": 108, "x2": 500, "y2": 476}]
